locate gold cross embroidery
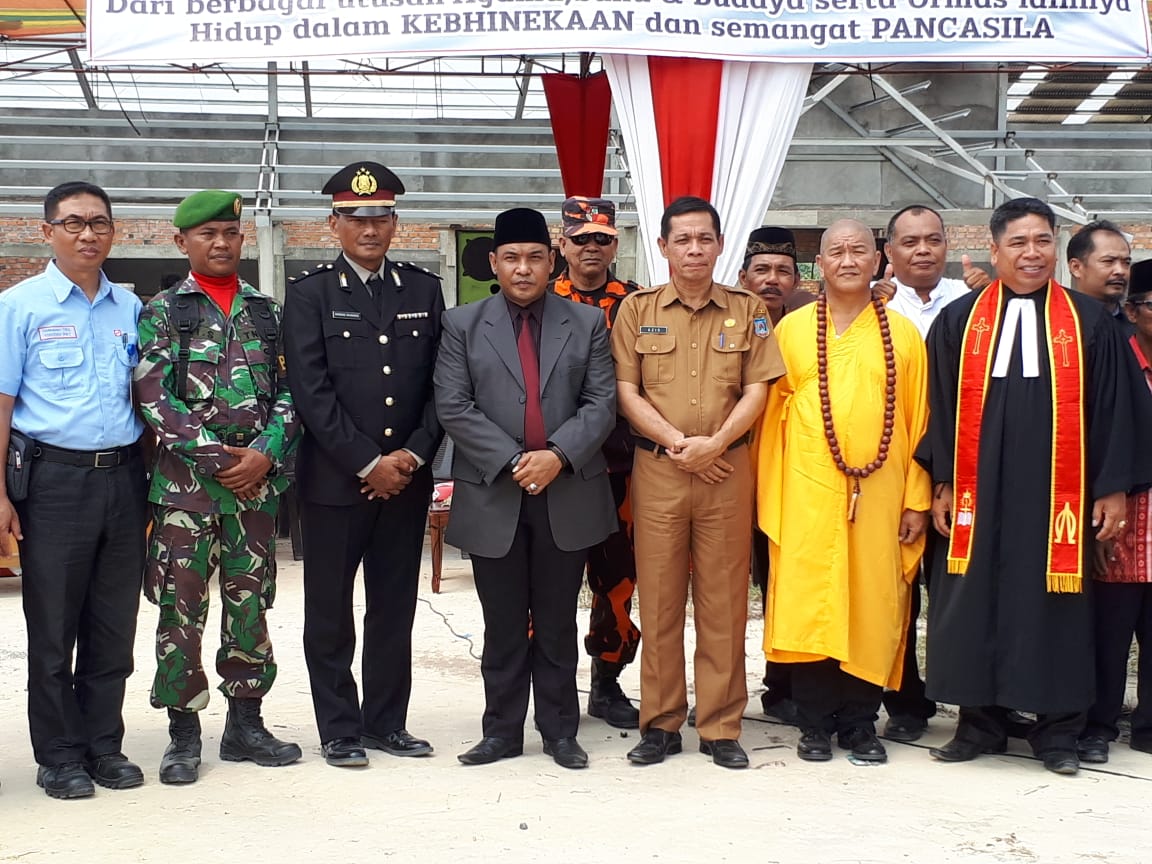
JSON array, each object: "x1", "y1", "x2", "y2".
[
  {"x1": 1054, "y1": 329, "x2": 1073, "y2": 367},
  {"x1": 972, "y1": 317, "x2": 990, "y2": 355}
]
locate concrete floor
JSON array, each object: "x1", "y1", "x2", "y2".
[{"x1": 0, "y1": 542, "x2": 1150, "y2": 863}]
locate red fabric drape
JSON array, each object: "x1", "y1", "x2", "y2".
[
  {"x1": 647, "y1": 57, "x2": 724, "y2": 206},
  {"x1": 541, "y1": 71, "x2": 613, "y2": 198}
]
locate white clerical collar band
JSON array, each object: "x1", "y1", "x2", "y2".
[{"x1": 991, "y1": 297, "x2": 1040, "y2": 379}]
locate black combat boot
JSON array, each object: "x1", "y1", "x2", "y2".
[
  {"x1": 219, "y1": 697, "x2": 303, "y2": 767},
  {"x1": 159, "y1": 709, "x2": 202, "y2": 785},
  {"x1": 588, "y1": 658, "x2": 640, "y2": 729}
]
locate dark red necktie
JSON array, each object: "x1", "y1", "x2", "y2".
[{"x1": 517, "y1": 309, "x2": 547, "y2": 451}]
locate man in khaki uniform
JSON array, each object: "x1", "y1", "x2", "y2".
[{"x1": 611, "y1": 196, "x2": 786, "y2": 769}]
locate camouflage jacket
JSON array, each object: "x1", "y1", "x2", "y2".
[{"x1": 134, "y1": 276, "x2": 299, "y2": 514}]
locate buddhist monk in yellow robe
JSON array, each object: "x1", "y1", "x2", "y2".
[{"x1": 756, "y1": 219, "x2": 931, "y2": 764}]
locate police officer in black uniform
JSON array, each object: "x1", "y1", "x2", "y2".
[{"x1": 283, "y1": 162, "x2": 444, "y2": 767}]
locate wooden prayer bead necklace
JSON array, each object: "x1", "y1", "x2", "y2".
[{"x1": 816, "y1": 290, "x2": 897, "y2": 522}]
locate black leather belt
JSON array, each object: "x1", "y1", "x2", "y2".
[
  {"x1": 32, "y1": 441, "x2": 138, "y2": 469},
  {"x1": 633, "y1": 432, "x2": 750, "y2": 457}
]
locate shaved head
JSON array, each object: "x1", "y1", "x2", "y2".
[
  {"x1": 817, "y1": 219, "x2": 881, "y2": 297},
  {"x1": 820, "y1": 219, "x2": 876, "y2": 255}
]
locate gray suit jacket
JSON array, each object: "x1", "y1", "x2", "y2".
[{"x1": 434, "y1": 292, "x2": 617, "y2": 558}]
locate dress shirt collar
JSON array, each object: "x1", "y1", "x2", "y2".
[
  {"x1": 506, "y1": 293, "x2": 546, "y2": 322},
  {"x1": 657, "y1": 281, "x2": 728, "y2": 310},
  {"x1": 893, "y1": 276, "x2": 947, "y2": 308},
  {"x1": 342, "y1": 254, "x2": 386, "y2": 286},
  {"x1": 47, "y1": 260, "x2": 115, "y2": 305}
]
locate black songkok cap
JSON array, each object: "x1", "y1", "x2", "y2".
[
  {"x1": 744, "y1": 226, "x2": 797, "y2": 262},
  {"x1": 1130, "y1": 259, "x2": 1152, "y2": 299},
  {"x1": 493, "y1": 208, "x2": 551, "y2": 249}
]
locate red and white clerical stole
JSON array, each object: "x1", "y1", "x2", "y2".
[{"x1": 948, "y1": 280, "x2": 1086, "y2": 593}]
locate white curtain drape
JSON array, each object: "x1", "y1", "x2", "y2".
[
  {"x1": 710, "y1": 62, "x2": 812, "y2": 286},
  {"x1": 602, "y1": 54, "x2": 666, "y2": 286},
  {"x1": 604, "y1": 55, "x2": 812, "y2": 287}
]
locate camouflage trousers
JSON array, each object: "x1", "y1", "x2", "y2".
[{"x1": 145, "y1": 502, "x2": 279, "y2": 711}]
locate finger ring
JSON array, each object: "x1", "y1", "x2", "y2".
[
  {"x1": 529, "y1": 483, "x2": 538, "y2": 492},
  {"x1": 1118, "y1": 520, "x2": 1128, "y2": 528}
]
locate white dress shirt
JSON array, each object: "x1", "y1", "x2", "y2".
[{"x1": 883, "y1": 276, "x2": 971, "y2": 340}]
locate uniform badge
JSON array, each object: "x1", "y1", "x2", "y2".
[
  {"x1": 724, "y1": 318, "x2": 736, "y2": 328},
  {"x1": 332, "y1": 310, "x2": 362, "y2": 320},
  {"x1": 639, "y1": 325, "x2": 668, "y2": 334},
  {"x1": 352, "y1": 167, "x2": 378, "y2": 197},
  {"x1": 38, "y1": 325, "x2": 78, "y2": 341},
  {"x1": 233, "y1": 197, "x2": 243, "y2": 216},
  {"x1": 396, "y1": 311, "x2": 430, "y2": 320},
  {"x1": 753, "y1": 317, "x2": 770, "y2": 338}
]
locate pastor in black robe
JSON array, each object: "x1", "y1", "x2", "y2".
[{"x1": 919, "y1": 283, "x2": 1152, "y2": 715}]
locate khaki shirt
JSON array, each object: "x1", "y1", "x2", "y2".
[{"x1": 611, "y1": 282, "x2": 786, "y2": 436}]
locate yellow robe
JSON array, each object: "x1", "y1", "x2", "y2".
[{"x1": 756, "y1": 302, "x2": 932, "y2": 688}]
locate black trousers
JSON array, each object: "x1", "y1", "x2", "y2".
[
  {"x1": 471, "y1": 492, "x2": 586, "y2": 741},
  {"x1": 751, "y1": 526, "x2": 793, "y2": 704},
  {"x1": 882, "y1": 574, "x2": 937, "y2": 721},
  {"x1": 16, "y1": 453, "x2": 146, "y2": 766},
  {"x1": 300, "y1": 470, "x2": 431, "y2": 743},
  {"x1": 1085, "y1": 580, "x2": 1152, "y2": 742},
  {"x1": 791, "y1": 658, "x2": 883, "y2": 735},
  {"x1": 956, "y1": 705, "x2": 1085, "y2": 756}
]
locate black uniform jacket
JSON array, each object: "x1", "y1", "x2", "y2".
[{"x1": 283, "y1": 255, "x2": 444, "y2": 506}]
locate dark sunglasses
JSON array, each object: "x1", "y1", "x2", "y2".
[{"x1": 570, "y1": 232, "x2": 615, "y2": 247}]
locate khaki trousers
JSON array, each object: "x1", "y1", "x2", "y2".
[{"x1": 632, "y1": 444, "x2": 752, "y2": 741}]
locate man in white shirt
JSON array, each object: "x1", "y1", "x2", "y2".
[
  {"x1": 872, "y1": 204, "x2": 991, "y2": 744},
  {"x1": 879, "y1": 205, "x2": 992, "y2": 340}
]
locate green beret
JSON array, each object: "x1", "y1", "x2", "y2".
[{"x1": 174, "y1": 190, "x2": 243, "y2": 229}]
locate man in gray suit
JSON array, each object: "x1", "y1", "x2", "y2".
[{"x1": 434, "y1": 207, "x2": 617, "y2": 770}]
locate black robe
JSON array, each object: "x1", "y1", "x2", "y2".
[{"x1": 919, "y1": 283, "x2": 1152, "y2": 714}]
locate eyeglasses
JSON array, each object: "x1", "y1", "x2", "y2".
[
  {"x1": 570, "y1": 232, "x2": 615, "y2": 247},
  {"x1": 1129, "y1": 299, "x2": 1152, "y2": 312},
  {"x1": 48, "y1": 216, "x2": 114, "y2": 235}
]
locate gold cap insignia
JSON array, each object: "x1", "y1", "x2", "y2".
[
  {"x1": 351, "y1": 168, "x2": 378, "y2": 198},
  {"x1": 232, "y1": 197, "x2": 242, "y2": 216}
]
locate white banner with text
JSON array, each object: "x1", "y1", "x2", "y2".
[{"x1": 88, "y1": 0, "x2": 1152, "y2": 64}]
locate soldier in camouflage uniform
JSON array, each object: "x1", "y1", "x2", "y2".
[{"x1": 133, "y1": 190, "x2": 301, "y2": 785}]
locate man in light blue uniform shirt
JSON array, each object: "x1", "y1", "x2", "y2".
[{"x1": 0, "y1": 181, "x2": 147, "y2": 800}]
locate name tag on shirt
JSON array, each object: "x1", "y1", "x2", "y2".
[
  {"x1": 397, "y1": 311, "x2": 429, "y2": 320},
  {"x1": 332, "y1": 310, "x2": 362, "y2": 321},
  {"x1": 639, "y1": 325, "x2": 668, "y2": 334},
  {"x1": 38, "y1": 325, "x2": 78, "y2": 341}
]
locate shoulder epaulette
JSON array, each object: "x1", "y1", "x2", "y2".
[
  {"x1": 287, "y1": 263, "x2": 332, "y2": 284},
  {"x1": 632, "y1": 284, "x2": 661, "y2": 295},
  {"x1": 395, "y1": 260, "x2": 443, "y2": 280}
]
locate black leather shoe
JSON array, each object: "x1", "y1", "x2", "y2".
[
  {"x1": 362, "y1": 729, "x2": 434, "y2": 757},
  {"x1": 762, "y1": 695, "x2": 800, "y2": 727},
  {"x1": 838, "y1": 728, "x2": 888, "y2": 763},
  {"x1": 85, "y1": 753, "x2": 144, "y2": 790},
  {"x1": 37, "y1": 762, "x2": 95, "y2": 799},
  {"x1": 543, "y1": 737, "x2": 588, "y2": 769},
  {"x1": 1076, "y1": 735, "x2": 1109, "y2": 764},
  {"x1": 686, "y1": 706, "x2": 696, "y2": 728},
  {"x1": 1042, "y1": 749, "x2": 1080, "y2": 775},
  {"x1": 930, "y1": 736, "x2": 1007, "y2": 763},
  {"x1": 322, "y1": 737, "x2": 369, "y2": 767},
  {"x1": 457, "y1": 737, "x2": 523, "y2": 765},
  {"x1": 700, "y1": 738, "x2": 749, "y2": 769},
  {"x1": 627, "y1": 729, "x2": 683, "y2": 765},
  {"x1": 797, "y1": 729, "x2": 833, "y2": 762},
  {"x1": 1129, "y1": 734, "x2": 1152, "y2": 754},
  {"x1": 588, "y1": 659, "x2": 640, "y2": 730},
  {"x1": 882, "y1": 715, "x2": 928, "y2": 743}
]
